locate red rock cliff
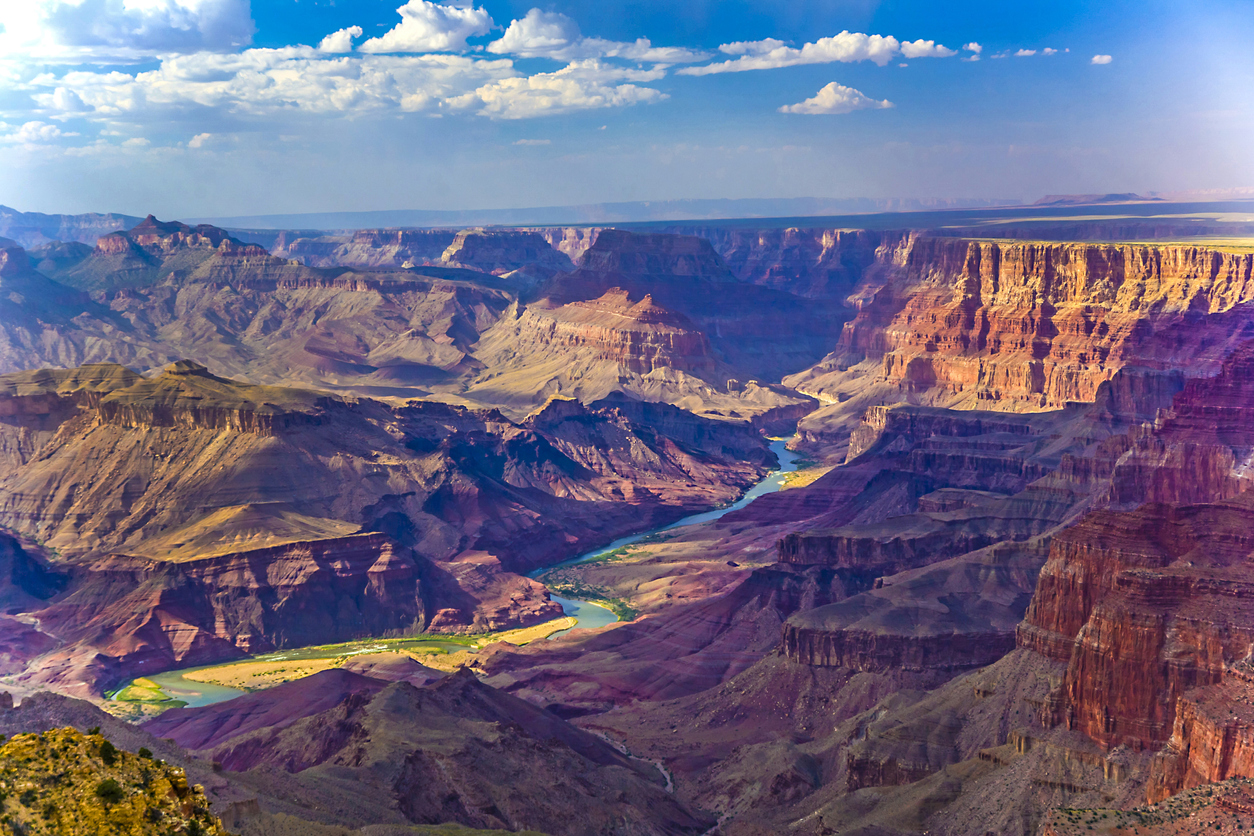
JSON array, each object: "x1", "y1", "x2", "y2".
[{"x1": 790, "y1": 237, "x2": 1254, "y2": 411}]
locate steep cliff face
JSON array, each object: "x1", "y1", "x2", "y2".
[
  {"x1": 492, "y1": 289, "x2": 719, "y2": 376},
  {"x1": 440, "y1": 229, "x2": 574, "y2": 276},
  {"x1": 765, "y1": 365, "x2": 1188, "y2": 696},
  {"x1": 24, "y1": 533, "x2": 452, "y2": 692},
  {"x1": 1147, "y1": 675, "x2": 1254, "y2": 803},
  {"x1": 537, "y1": 229, "x2": 849, "y2": 384},
  {"x1": 62, "y1": 215, "x2": 277, "y2": 291},
  {"x1": 787, "y1": 236, "x2": 1254, "y2": 413},
  {"x1": 271, "y1": 228, "x2": 457, "y2": 268},
  {"x1": 1018, "y1": 499, "x2": 1254, "y2": 760},
  {"x1": 657, "y1": 225, "x2": 894, "y2": 299},
  {"x1": 467, "y1": 287, "x2": 786, "y2": 417}
]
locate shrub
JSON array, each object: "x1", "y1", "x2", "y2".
[
  {"x1": 95, "y1": 778, "x2": 124, "y2": 805},
  {"x1": 99, "y1": 740, "x2": 118, "y2": 766}
]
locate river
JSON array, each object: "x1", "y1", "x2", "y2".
[
  {"x1": 115, "y1": 436, "x2": 802, "y2": 707},
  {"x1": 538, "y1": 436, "x2": 802, "y2": 637}
]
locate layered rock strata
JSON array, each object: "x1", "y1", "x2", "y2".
[
  {"x1": 0, "y1": 359, "x2": 775, "y2": 692},
  {"x1": 788, "y1": 236, "x2": 1254, "y2": 413}
]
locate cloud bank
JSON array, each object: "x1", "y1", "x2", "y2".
[
  {"x1": 678, "y1": 30, "x2": 957, "y2": 75},
  {"x1": 0, "y1": 0, "x2": 255, "y2": 62}
]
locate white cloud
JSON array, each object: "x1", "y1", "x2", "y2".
[
  {"x1": 778, "y1": 82, "x2": 893, "y2": 115},
  {"x1": 900, "y1": 39, "x2": 956, "y2": 58},
  {"x1": 188, "y1": 132, "x2": 212, "y2": 147},
  {"x1": 717, "y1": 39, "x2": 787, "y2": 56},
  {"x1": 1015, "y1": 49, "x2": 1037, "y2": 57},
  {"x1": 359, "y1": 1, "x2": 493, "y2": 54},
  {"x1": 1042, "y1": 47, "x2": 1058, "y2": 56},
  {"x1": 486, "y1": 8, "x2": 708, "y2": 63},
  {"x1": 319, "y1": 25, "x2": 362, "y2": 54},
  {"x1": 679, "y1": 31, "x2": 921, "y2": 75},
  {"x1": 963, "y1": 42, "x2": 982, "y2": 54},
  {"x1": 28, "y1": 48, "x2": 518, "y2": 119},
  {"x1": 448, "y1": 59, "x2": 666, "y2": 119},
  {"x1": 513, "y1": 138, "x2": 550, "y2": 145},
  {"x1": 22, "y1": 47, "x2": 669, "y2": 124},
  {"x1": 1092, "y1": 54, "x2": 1113, "y2": 64},
  {"x1": 122, "y1": 136, "x2": 150, "y2": 147},
  {"x1": 1, "y1": 120, "x2": 79, "y2": 143},
  {"x1": 50, "y1": 86, "x2": 89, "y2": 112},
  {"x1": 0, "y1": 0, "x2": 255, "y2": 62}
]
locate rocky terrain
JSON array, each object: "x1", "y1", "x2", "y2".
[
  {"x1": 0, "y1": 358, "x2": 773, "y2": 695},
  {"x1": 1, "y1": 202, "x2": 1254, "y2": 834},
  {"x1": 0, "y1": 725, "x2": 228, "y2": 836}
]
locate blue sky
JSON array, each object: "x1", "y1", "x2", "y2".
[{"x1": 0, "y1": 0, "x2": 1250, "y2": 217}]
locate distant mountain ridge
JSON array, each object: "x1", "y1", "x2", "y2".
[
  {"x1": 184, "y1": 196, "x2": 1022, "y2": 230},
  {"x1": 0, "y1": 205, "x2": 142, "y2": 248}
]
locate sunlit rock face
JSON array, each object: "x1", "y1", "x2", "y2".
[{"x1": 788, "y1": 236, "x2": 1254, "y2": 412}]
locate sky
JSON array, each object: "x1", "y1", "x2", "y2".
[{"x1": 0, "y1": 0, "x2": 1251, "y2": 218}]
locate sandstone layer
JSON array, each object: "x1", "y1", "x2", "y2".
[{"x1": 0, "y1": 359, "x2": 774, "y2": 693}]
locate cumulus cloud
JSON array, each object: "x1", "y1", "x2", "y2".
[
  {"x1": 778, "y1": 81, "x2": 893, "y2": 115},
  {"x1": 0, "y1": 0, "x2": 255, "y2": 62},
  {"x1": 319, "y1": 25, "x2": 362, "y2": 54},
  {"x1": 1092, "y1": 54, "x2": 1113, "y2": 64},
  {"x1": 50, "y1": 86, "x2": 89, "y2": 112},
  {"x1": 21, "y1": 46, "x2": 667, "y2": 124},
  {"x1": 359, "y1": 1, "x2": 492, "y2": 54},
  {"x1": 29, "y1": 47, "x2": 518, "y2": 118},
  {"x1": 1015, "y1": 49, "x2": 1037, "y2": 57},
  {"x1": 188, "y1": 132, "x2": 212, "y2": 147},
  {"x1": 963, "y1": 42, "x2": 982, "y2": 54},
  {"x1": 486, "y1": 9, "x2": 708, "y2": 63},
  {"x1": 900, "y1": 39, "x2": 956, "y2": 58},
  {"x1": 678, "y1": 30, "x2": 954, "y2": 75},
  {"x1": 448, "y1": 59, "x2": 666, "y2": 119},
  {"x1": 1042, "y1": 47, "x2": 1058, "y2": 55},
  {"x1": 1, "y1": 120, "x2": 80, "y2": 143}
]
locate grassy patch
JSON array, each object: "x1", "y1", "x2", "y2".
[
  {"x1": 543, "y1": 580, "x2": 639, "y2": 622},
  {"x1": 112, "y1": 678, "x2": 185, "y2": 707}
]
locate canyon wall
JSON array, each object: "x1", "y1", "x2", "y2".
[{"x1": 788, "y1": 236, "x2": 1254, "y2": 414}]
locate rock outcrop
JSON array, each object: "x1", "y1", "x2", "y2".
[
  {"x1": 788, "y1": 236, "x2": 1254, "y2": 413},
  {"x1": 24, "y1": 533, "x2": 446, "y2": 693},
  {"x1": 1018, "y1": 498, "x2": 1254, "y2": 754},
  {"x1": 440, "y1": 228, "x2": 575, "y2": 277}
]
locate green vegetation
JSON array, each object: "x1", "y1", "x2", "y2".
[
  {"x1": 110, "y1": 677, "x2": 188, "y2": 713},
  {"x1": 113, "y1": 620, "x2": 577, "y2": 714},
  {"x1": 542, "y1": 579, "x2": 639, "y2": 622},
  {"x1": 0, "y1": 727, "x2": 230, "y2": 835}
]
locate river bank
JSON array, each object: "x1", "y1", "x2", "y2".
[{"x1": 109, "y1": 436, "x2": 803, "y2": 715}]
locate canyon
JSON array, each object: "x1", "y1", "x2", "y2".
[{"x1": 1, "y1": 201, "x2": 1254, "y2": 834}]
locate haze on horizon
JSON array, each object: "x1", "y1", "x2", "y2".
[{"x1": 0, "y1": 0, "x2": 1250, "y2": 220}]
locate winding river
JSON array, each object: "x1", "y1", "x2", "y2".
[
  {"x1": 116, "y1": 437, "x2": 802, "y2": 707},
  {"x1": 539, "y1": 436, "x2": 802, "y2": 637}
]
